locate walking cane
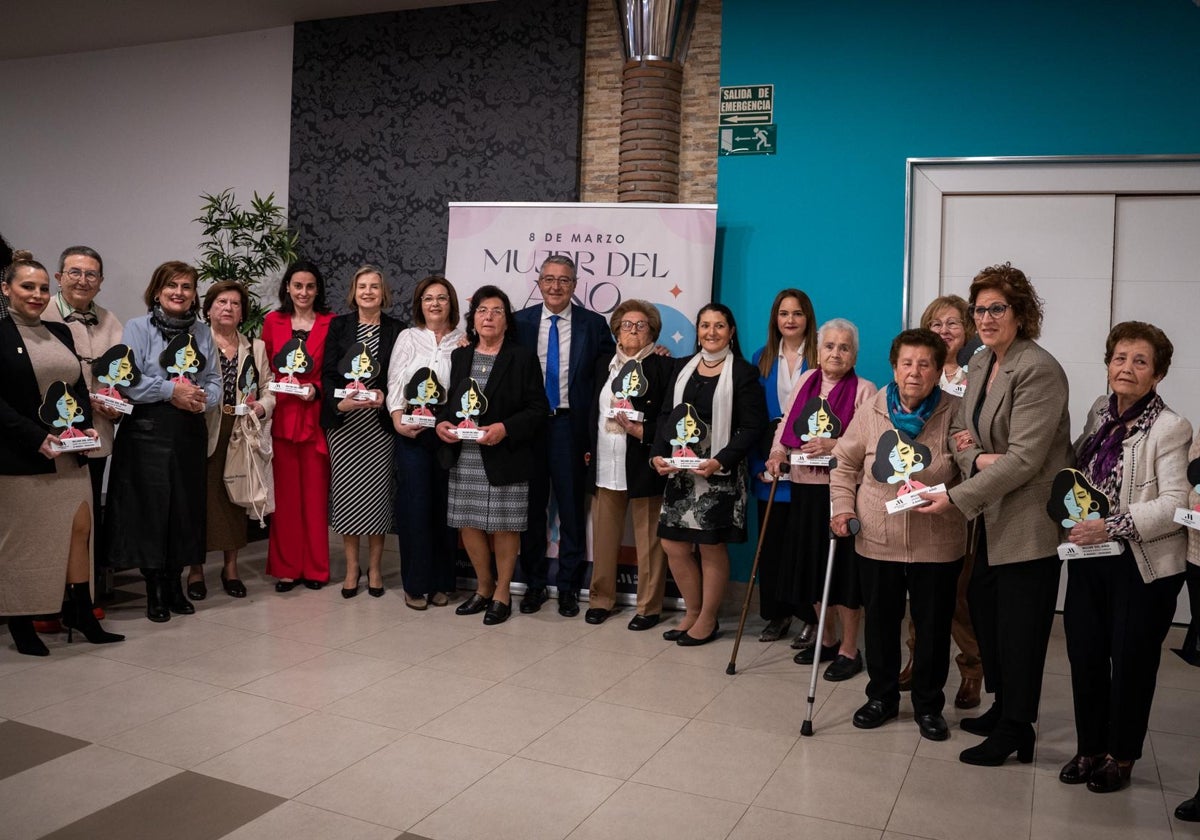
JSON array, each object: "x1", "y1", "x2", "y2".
[
  {"x1": 801, "y1": 458, "x2": 858, "y2": 736},
  {"x1": 726, "y1": 464, "x2": 787, "y2": 676}
]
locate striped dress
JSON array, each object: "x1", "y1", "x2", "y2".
[{"x1": 326, "y1": 322, "x2": 395, "y2": 534}]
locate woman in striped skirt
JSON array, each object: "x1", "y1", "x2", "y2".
[{"x1": 321, "y1": 265, "x2": 403, "y2": 597}]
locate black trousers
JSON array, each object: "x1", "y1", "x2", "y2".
[
  {"x1": 969, "y1": 521, "x2": 1061, "y2": 723},
  {"x1": 1064, "y1": 550, "x2": 1184, "y2": 760},
  {"x1": 859, "y1": 555, "x2": 962, "y2": 714},
  {"x1": 755, "y1": 499, "x2": 815, "y2": 623},
  {"x1": 520, "y1": 413, "x2": 587, "y2": 592}
]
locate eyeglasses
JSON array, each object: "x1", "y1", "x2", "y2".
[
  {"x1": 63, "y1": 268, "x2": 102, "y2": 283},
  {"x1": 421, "y1": 295, "x2": 450, "y2": 304},
  {"x1": 619, "y1": 321, "x2": 650, "y2": 333},
  {"x1": 476, "y1": 307, "x2": 505, "y2": 317},
  {"x1": 537, "y1": 276, "x2": 574, "y2": 287},
  {"x1": 929, "y1": 319, "x2": 964, "y2": 331},
  {"x1": 972, "y1": 303, "x2": 1011, "y2": 320}
]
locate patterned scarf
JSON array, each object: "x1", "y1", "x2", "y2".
[
  {"x1": 886, "y1": 381, "x2": 941, "y2": 439},
  {"x1": 1077, "y1": 390, "x2": 1161, "y2": 486},
  {"x1": 150, "y1": 302, "x2": 197, "y2": 340}
]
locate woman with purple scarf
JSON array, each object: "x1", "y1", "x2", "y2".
[
  {"x1": 1057, "y1": 321, "x2": 1192, "y2": 794},
  {"x1": 767, "y1": 318, "x2": 876, "y2": 681}
]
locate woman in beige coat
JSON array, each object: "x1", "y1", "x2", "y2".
[{"x1": 830, "y1": 328, "x2": 966, "y2": 741}]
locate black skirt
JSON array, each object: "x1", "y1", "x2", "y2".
[
  {"x1": 105, "y1": 402, "x2": 208, "y2": 572},
  {"x1": 782, "y1": 482, "x2": 861, "y2": 609}
]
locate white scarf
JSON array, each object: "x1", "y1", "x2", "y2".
[{"x1": 672, "y1": 347, "x2": 733, "y2": 459}]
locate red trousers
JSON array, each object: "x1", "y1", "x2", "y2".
[{"x1": 267, "y1": 438, "x2": 330, "y2": 582}]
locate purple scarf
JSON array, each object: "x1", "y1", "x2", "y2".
[
  {"x1": 780, "y1": 368, "x2": 859, "y2": 448},
  {"x1": 1077, "y1": 390, "x2": 1158, "y2": 481}
]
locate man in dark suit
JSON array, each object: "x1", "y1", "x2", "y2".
[{"x1": 515, "y1": 255, "x2": 614, "y2": 617}]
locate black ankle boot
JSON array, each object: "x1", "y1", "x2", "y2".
[
  {"x1": 165, "y1": 574, "x2": 195, "y2": 615},
  {"x1": 959, "y1": 719, "x2": 1034, "y2": 766},
  {"x1": 62, "y1": 582, "x2": 124, "y2": 644},
  {"x1": 7, "y1": 616, "x2": 49, "y2": 656},
  {"x1": 960, "y1": 702, "x2": 1002, "y2": 736},
  {"x1": 143, "y1": 570, "x2": 170, "y2": 623}
]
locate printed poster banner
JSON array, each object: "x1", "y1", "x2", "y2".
[
  {"x1": 445, "y1": 201, "x2": 718, "y2": 605},
  {"x1": 445, "y1": 201, "x2": 717, "y2": 356}
]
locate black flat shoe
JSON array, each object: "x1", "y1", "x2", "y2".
[
  {"x1": 220, "y1": 570, "x2": 247, "y2": 598},
  {"x1": 558, "y1": 590, "x2": 580, "y2": 617},
  {"x1": 793, "y1": 640, "x2": 839, "y2": 665},
  {"x1": 759, "y1": 617, "x2": 792, "y2": 642},
  {"x1": 456, "y1": 593, "x2": 493, "y2": 615},
  {"x1": 852, "y1": 699, "x2": 899, "y2": 729},
  {"x1": 915, "y1": 712, "x2": 949, "y2": 741},
  {"x1": 790, "y1": 623, "x2": 816, "y2": 650},
  {"x1": 628, "y1": 614, "x2": 660, "y2": 631},
  {"x1": 823, "y1": 651, "x2": 864, "y2": 682},
  {"x1": 960, "y1": 703, "x2": 1002, "y2": 736},
  {"x1": 662, "y1": 627, "x2": 686, "y2": 641},
  {"x1": 585, "y1": 607, "x2": 610, "y2": 625},
  {"x1": 483, "y1": 600, "x2": 511, "y2": 625},
  {"x1": 1059, "y1": 753, "x2": 1104, "y2": 785},
  {"x1": 368, "y1": 585, "x2": 385, "y2": 598},
  {"x1": 1086, "y1": 757, "x2": 1132, "y2": 793},
  {"x1": 677, "y1": 623, "x2": 720, "y2": 646},
  {"x1": 1176, "y1": 791, "x2": 1200, "y2": 822},
  {"x1": 275, "y1": 579, "x2": 297, "y2": 593},
  {"x1": 959, "y1": 721, "x2": 1034, "y2": 766},
  {"x1": 303, "y1": 579, "x2": 324, "y2": 591},
  {"x1": 520, "y1": 586, "x2": 549, "y2": 614},
  {"x1": 186, "y1": 579, "x2": 207, "y2": 601}
]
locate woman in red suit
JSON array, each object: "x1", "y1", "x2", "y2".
[{"x1": 261, "y1": 261, "x2": 334, "y2": 591}]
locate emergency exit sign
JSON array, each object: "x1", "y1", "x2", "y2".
[{"x1": 719, "y1": 84, "x2": 774, "y2": 126}]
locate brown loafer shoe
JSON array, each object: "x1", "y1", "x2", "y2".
[
  {"x1": 1059, "y1": 753, "x2": 1104, "y2": 785},
  {"x1": 954, "y1": 676, "x2": 982, "y2": 709},
  {"x1": 1086, "y1": 757, "x2": 1133, "y2": 793}
]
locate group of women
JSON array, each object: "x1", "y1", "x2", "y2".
[{"x1": 4, "y1": 254, "x2": 1199, "y2": 805}]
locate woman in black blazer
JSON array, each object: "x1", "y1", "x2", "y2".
[
  {"x1": 0, "y1": 253, "x2": 122, "y2": 654},
  {"x1": 319, "y1": 265, "x2": 404, "y2": 597},
  {"x1": 650, "y1": 303, "x2": 769, "y2": 646},
  {"x1": 436, "y1": 285, "x2": 549, "y2": 625},
  {"x1": 585, "y1": 300, "x2": 671, "y2": 630}
]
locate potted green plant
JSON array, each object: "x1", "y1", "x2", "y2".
[{"x1": 194, "y1": 189, "x2": 299, "y2": 336}]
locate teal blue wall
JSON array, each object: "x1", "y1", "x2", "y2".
[{"x1": 719, "y1": 0, "x2": 1200, "y2": 573}]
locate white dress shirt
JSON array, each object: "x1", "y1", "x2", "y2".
[{"x1": 386, "y1": 326, "x2": 465, "y2": 412}]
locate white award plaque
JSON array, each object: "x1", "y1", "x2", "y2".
[
  {"x1": 941, "y1": 382, "x2": 966, "y2": 398},
  {"x1": 269, "y1": 381, "x2": 309, "y2": 396},
  {"x1": 604, "y1": 407, "x2": 644, "y2": 422},
  {"x1": 1057, "y1": 540, "x2": 1124, "y2": 560},
  {"x1": 90, "y1": 393, "x2": 134, "y2": 415},
  {"x1": 401, "y1": 413, "x2": 437, "y2": 428},
  {"x1": 51, "y1": 436, "x2": 101, "y2": 453},
  {"x1": 453, "y1": 427, "x2": 485, "y2": 441},
  {"x1": 334, "y1": 388, "x2": 375, "y2": 401},
  {"x1": 791, "y1": 452, "x2": 832, "y2": 468},
  {"x1": 886, "y1": 483, "x2": 947, "y2": 515},
  {"x1": 1174, "y1": 508, "x2": 1200, "y2": 531},
  {"x1": 667, "y1": 456, "x2": 705, "y2": 470}
]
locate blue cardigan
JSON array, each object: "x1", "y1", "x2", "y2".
[{"x1": 748, "y1": 346, "x2": 807, "y2": 503}]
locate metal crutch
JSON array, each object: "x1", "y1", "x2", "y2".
[
  {"x1": 726, "y1": 465, "x2": 787, "y2": 676},
  {"x1": 801, "y1": 459, "x2": 859, "y2": 736}
]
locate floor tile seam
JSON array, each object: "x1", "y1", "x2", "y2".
[
  {"x1": 272, "y1": 797, "x2": 406, "y2": 834},
  {"x1": 746, "y1": 801, "x2": 898, "y2": 836},
  {"x1": 226, "y1": 734, "x2": 402, "y2": 802},
  {"x1": 613, "y1": 772, "x2": 756, "y2": 807},
  {"x1": 5, "y1": 657, "x2": 159, "y2": 721},
  {"x1": 877, "y1": 748, "x2": 920, "y2": 837},
  {"x1": 714, "y1": 801, "x2": 752, "y2": 840}
]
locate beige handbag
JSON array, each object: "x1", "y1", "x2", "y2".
[{"x1": 223, "y1": 409, "x2": 274, "y2": 524}]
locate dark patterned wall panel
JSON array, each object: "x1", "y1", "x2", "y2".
[{"x1": 289, "y1": 0, "x2": 587, "y2": 321}]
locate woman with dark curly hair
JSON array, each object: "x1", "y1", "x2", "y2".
[{"x1": 919, "y1": 262, "x2": 1073, "y2": 766}]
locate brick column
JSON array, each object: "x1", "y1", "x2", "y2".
[{"x1": 619, "y1": 60, "x2": 683, "y2": 202}]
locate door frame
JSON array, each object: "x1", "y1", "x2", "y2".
[{"x1": 903, "y1": 154, "x2": 1200, "y2": 326}]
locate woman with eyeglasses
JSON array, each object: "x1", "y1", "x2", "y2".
[
  {"x1": 435, "y1": 286, "x2": 549, "y2": 625},
  {"x1": 895, "y1": 295, "x2": 985, "y2": 711},
  {"x1": 918, "y1": 262, "x2": 1072, "y2": 767},
  {"x1": 651, "y1": 303, "x2": 768, "y2": 646},
  {"x1": 750, "y1": 289, "x2": 820, "y2": 646},
  {"x1": 386, "y1": 276, "x2": 464, "y2": 610},
  {"x1": 584, "y1": 300, "x2": 672, "y2": 629}
]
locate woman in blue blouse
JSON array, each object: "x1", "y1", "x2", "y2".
[{"x1": 750, "y1": 289, "x2": 819, "y2": 644}]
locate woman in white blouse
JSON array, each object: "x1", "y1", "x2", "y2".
[{"x1": 387, "y1": 276, "x2": 465, "y2": 610}]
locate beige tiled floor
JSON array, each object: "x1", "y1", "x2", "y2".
[{"x1": 2, "y1": 534, "x2": 1199, "y2": 840}]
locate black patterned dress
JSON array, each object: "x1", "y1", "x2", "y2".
[{"x1": 326, "y1": 322, "x2": 395, "y2": 534}]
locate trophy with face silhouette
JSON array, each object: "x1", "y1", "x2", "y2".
[
  {"x1": 401, "y1": 367, "x2": 444, "y2": 427},
  {"x1": 334, "y1": 341, "x2": 377, "y2": 401},
  {"x1": 789, "y1": 395, "x2": 841, "y2": 468},
  {"x1": 448, "y1": 377, "x2": 487, "y2": 440},
  {"x1": 664, "y1": 403, "x2": 707, "y2": 470},
  {"x1": 605, "y1": 359, "x2": 648, "y2": 422},
  {"x1": 42, "y1": 381, "x2": 100, "y2": 452},
  {"x1": 269, "y1": 336, "x2": 312, "y2": 395},
  {"x1": 90, "y1": 344, "x2": 141, "y2": 415},
  {"x1": 871, "y1": 428, "x2": 947, "y2": 514},
  {"x1": 1048, "y1": 468, "x2": 1123, "y2": 558}
]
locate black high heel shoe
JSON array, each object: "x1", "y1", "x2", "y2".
[
  {"x1": 62, "y1": 583, "x2": 124, "y2": 644},
  {"x1": 959, "y1": 720, "x2": 1034, "y2": 766},
  {"x1": 165, "y1": 575, "x2": 195, "y2": 615},
  {"x1": 1175, "y1": 773, "x2": 1200, "y2": 822},
  {"x1": 342, "y1": 572, "x2": 363, "y2": 599},
  {"x1": 143, "y1": 569, "x2": 170, "y2": 623},
  {"x1": 960, "y1": 703, "x2": 1002, "y2": 736},
  {"x1": 7, "y1": 616, "x2": 49, "y2": 656}
]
